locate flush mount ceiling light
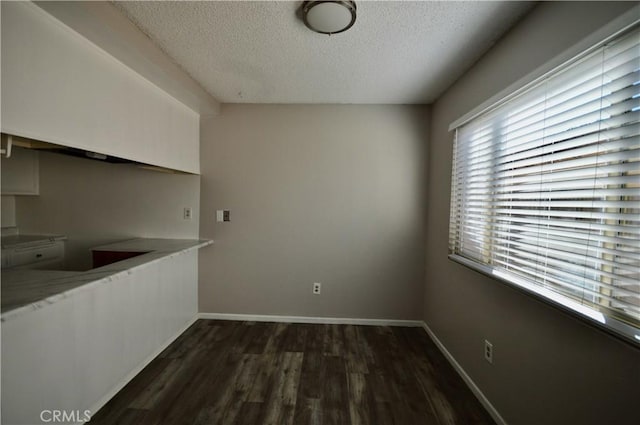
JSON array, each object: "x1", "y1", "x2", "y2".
[{"x1": 302, "y1": 1, "x2": 357, "y2": 35}]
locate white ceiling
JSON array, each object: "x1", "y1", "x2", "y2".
[{"x1": 114, "y1": 1, "x2": 535, "y2": 105}]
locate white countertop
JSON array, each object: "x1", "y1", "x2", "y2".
[
  {"x1": 1, "y1": 238, "x2": 212, "y2": 321},
  {"x1": 91, "y1": 238, "x2": 210, "y2": 253}
]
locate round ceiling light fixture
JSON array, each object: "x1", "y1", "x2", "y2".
[{"x1": 302, "y1": 1, "x2": 357, "y2": 35}]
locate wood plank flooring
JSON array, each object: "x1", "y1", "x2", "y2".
[{"x1": 90, "y1": 320, "x2": 495, "y2": 425}]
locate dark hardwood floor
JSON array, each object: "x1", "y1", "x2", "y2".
[{"x1": 91, "y1": 320, "x2": 495, "y2": 425}]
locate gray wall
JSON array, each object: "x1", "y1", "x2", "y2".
[
  {"x1": 199, "y1": 104, "x2": 428, "y2": 320},
  {"x1": 424, "y1": 2, "x2": 639, "y2": 424},
  {"x1": 15, "y1": 151, "x2": 200, "y2": 270}
]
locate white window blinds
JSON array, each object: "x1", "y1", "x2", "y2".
[{"x1": 449, "y1": 26, "x2": 639, "y2": 342}]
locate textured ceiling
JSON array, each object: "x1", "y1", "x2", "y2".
[{"x1": 114, "y1": 1, "x2": 535, "y2": 104}]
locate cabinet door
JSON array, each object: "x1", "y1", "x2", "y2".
[
  {"x1": 1, "y1": 147, "x2": 39, "y2": 195},
  {"x1": 8, "y1": 241, "x2": 65, "y2": 269}
]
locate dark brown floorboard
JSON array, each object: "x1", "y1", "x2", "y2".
[{"x1": 90, "y1": 320, "x2": 495, "y2": 425}]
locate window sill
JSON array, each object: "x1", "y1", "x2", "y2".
[{"x1": 448, "y1": 254, "x2": 640, "y2": 348}]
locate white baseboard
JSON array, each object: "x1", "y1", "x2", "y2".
[
  {"x1": 198, "y1": 312, "x2": 423, "y2": 327},
  {"x1": 420, "y1": 322, "x2": 507, "y2": 425},
  {"x1": 83, "y1": 314, "x2": 199, "y2": 424}
]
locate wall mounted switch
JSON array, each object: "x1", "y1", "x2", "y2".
[{"x1": 216, "y1": 210, "x2": 231, "y2": 222}]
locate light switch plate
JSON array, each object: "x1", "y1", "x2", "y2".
[{"x1": 216, "y1": 210, "x2": 230, "y2": 222}]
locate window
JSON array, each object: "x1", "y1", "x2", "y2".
[{"x1": 448, "y1": 25, "x2": 639, "y2": 344}]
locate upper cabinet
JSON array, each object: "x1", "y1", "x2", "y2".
[
  {"x1": 0, "y1": 2, "x2": 200, "y2": 174},
  {"x1": 1, "y1": 146, "x2": 39, "y2": 196}
]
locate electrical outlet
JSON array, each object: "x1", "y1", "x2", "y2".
[
  {"x1": 484, "y1": 340, "x2": 493, "y2": 364},
  {"x1": 313, "y1": 282, "x2": 321, "y2": 295},
  {"x1": 183, "y1": 207, "x2": 192, "y2": 220}
]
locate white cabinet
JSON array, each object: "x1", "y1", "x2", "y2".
[
  {"x1": 2, "y1": 241, "x2": 65, "y2": 269},
  {"x1": 1, "y1": 2, "x2": 200, "y2": 174},
  {"x1": 1, "y1": 249, "x2": 199, "y2": 424},
  {"x1": 1, "y1": 146, "x2": 39, "y2": 195}
]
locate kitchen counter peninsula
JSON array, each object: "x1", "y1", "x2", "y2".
[
  {"x1": 1, "y1": 238, "x2": 212, "y2": 321},
  {"x1": 1, "y1": 237, "x2": 212, "y2": 424}
]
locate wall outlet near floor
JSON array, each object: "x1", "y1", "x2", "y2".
[
  {"x1": 313, "y1": 282, "x2": 321, "y2": 295},
  {"x1": 183, "y1": 207, "x2": 192, "y2": 220},
  {"x1": 484, "y1": 340, "x2": 493, "y2": 364}
]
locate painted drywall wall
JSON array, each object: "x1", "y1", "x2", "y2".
[
  {"x1": 15, "y1": 151, "x2": 200, "y2": 270},
  {"x1": 424, "y1": 2, "x2": 639, "y2": 424},
  {"x1": 200, "y1": 104, "x2": 428, "y2": 320}
]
